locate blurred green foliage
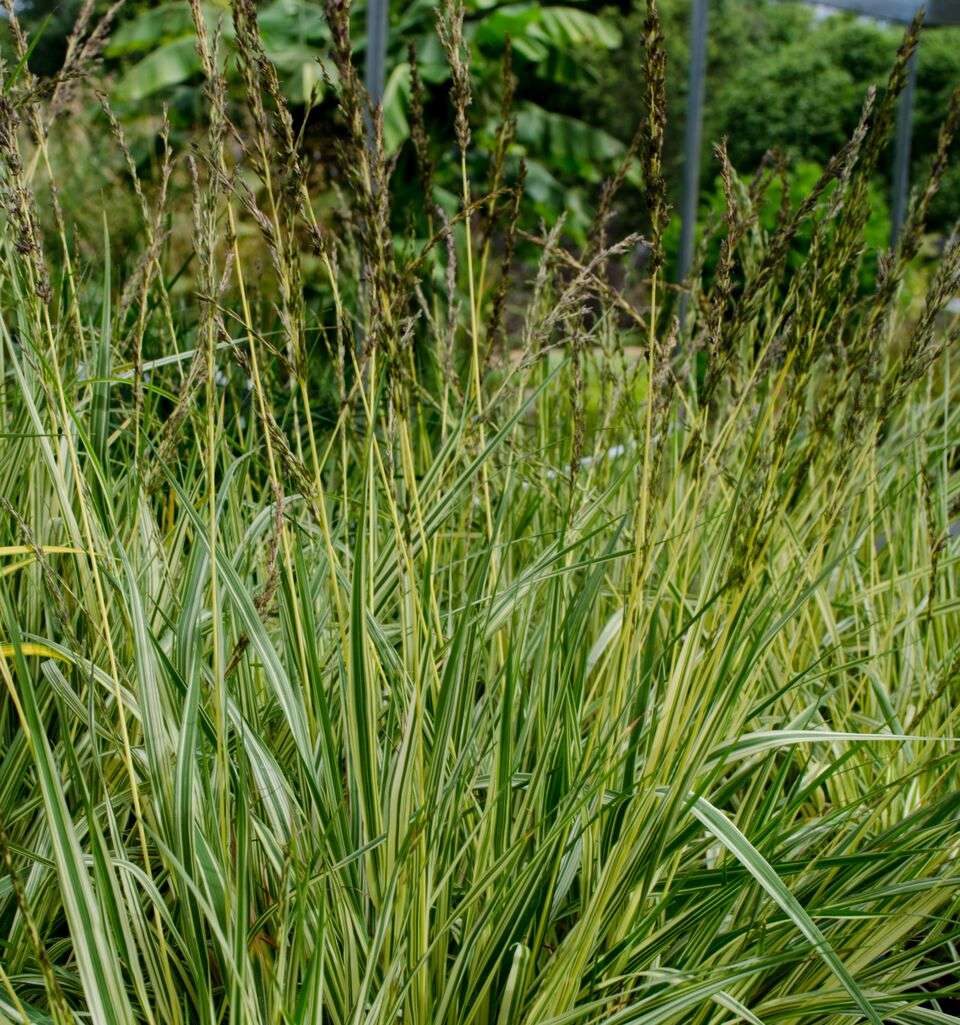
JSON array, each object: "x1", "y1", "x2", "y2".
[
  {"x1": 588, "y1": 0, "x2": 960, "y2": 232},
  {"x1": 10, "y1": 0, "x2": 960, "y2": 243},
  {"x1": 22, "y1": 0, "x2": 628, "y2": 239}
]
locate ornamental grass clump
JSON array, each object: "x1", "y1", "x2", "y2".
[{"x1": 1, "y1": 3, "x2": 960, "y2": 1024}]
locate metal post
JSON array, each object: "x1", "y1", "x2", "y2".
[
  {"x1": 365, "y1": 0, "x2": 388, "y2": 107},
  {"x1": 891, "y1": 42, "x2": 919, "y2": 246},
  {"x1": 678, "y1": 0, "x2": 709, "y2": 308}
]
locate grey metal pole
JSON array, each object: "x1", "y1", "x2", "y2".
[
  {"x1": 891, "y1": 43, "x2": 919, "y2": 246},
  {"x1": 678, "y1": 0, "x2": 709, "y2": 306},
  {"x1": 365, "y1": 0, "x2": 388, "y2": 107}
]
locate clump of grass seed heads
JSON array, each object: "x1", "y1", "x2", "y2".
[{"x1": 1, "y1": 4, "x2": 960, "y2": 1025}]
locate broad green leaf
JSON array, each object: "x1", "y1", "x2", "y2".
[
  {"x1": 114, "y1": 38, "x2": 203, "y2": 103},
  {"x1": 383, "y1": 62, "x2": 412, "y2": 153}
]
